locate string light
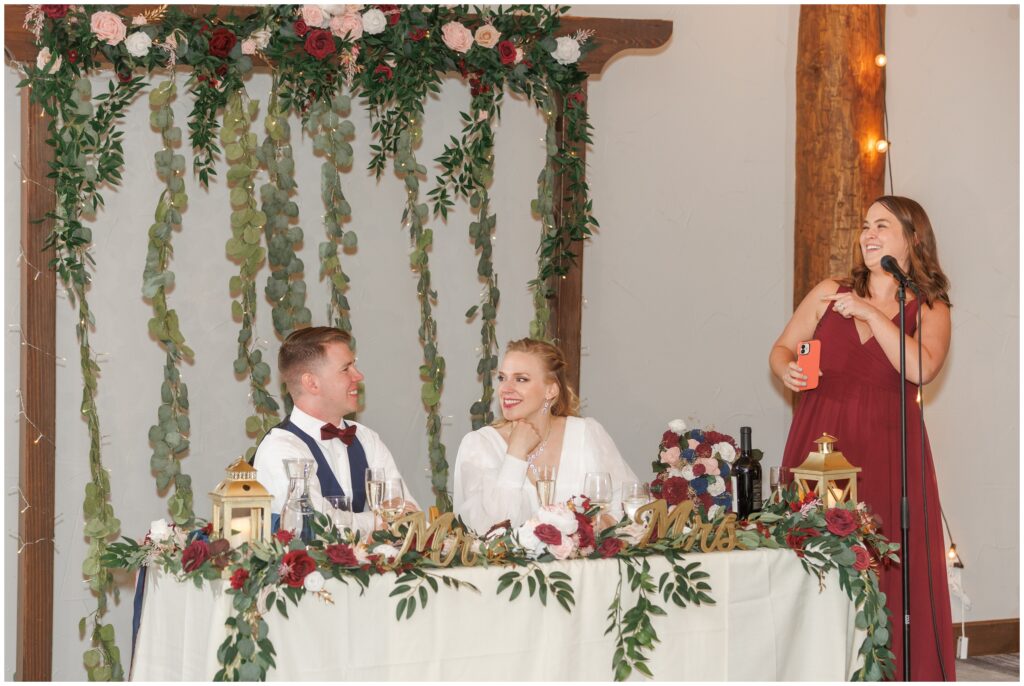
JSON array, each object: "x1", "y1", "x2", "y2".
[
  {"x1": 11, "y1": 155, "x2": 57, "y2": 196},
  {"x1": 947, "y1": 543, "x2": 964, "y2": 568},
  {"x1": 874, "y1": 139, "x2": 889, "y2": 154},
  {"x1": 874, "y1": 53, "x2": 887, "y2": 67},
  {"x1": 8, "y1": 487, "x2": 31, "y2": 514}
]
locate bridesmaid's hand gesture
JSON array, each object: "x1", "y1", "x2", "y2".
[{"x1": 823, "y1": 292, "x2": 880, "y2": 322}]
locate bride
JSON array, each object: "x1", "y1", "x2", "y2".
[{"x1": 453, "y1": 338, "x2": 638, "y2": 533}]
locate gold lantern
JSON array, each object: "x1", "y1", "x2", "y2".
[
  {"x1": 210, "y1": 458, "x2": 273, "y2": 547},
  {"x1": 791, "y1": 434, "x2": 862, "y2": 507}
]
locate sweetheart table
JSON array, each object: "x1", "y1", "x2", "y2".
[{"x1": 130, "y1": 547, "x2": 864, "y2": 681}]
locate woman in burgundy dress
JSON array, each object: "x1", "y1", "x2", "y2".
[{"x1": 769, "y1": 196, "x2": 955, "y2": 681}]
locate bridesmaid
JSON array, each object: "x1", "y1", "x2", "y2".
[{"x1": 769, "y1": 196, "x2": 955, "y2": 680}]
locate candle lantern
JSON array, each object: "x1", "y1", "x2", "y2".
[
  {"x1": 210, "y1": 458, "x2": 273, "y2": 547},
  {"x1": 791, "y1": 434, "x2": 862, "y2": 507}
]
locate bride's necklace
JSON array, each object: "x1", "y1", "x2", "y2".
[{"x1": 526, "y1": 422, "x2": 553, "y2": 477}]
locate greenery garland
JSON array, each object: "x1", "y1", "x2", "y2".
[
  {"x1": 529, "y1": 89, "x2": 559, "y2": 340},
  {"x1": 223, "y1": 90, "x2": 281, "y2": 458},
  {"x1": 144, "y1": 79, "x2": 196, "y2": 526},
  {"x1": 257, "y1": 82, "x2": 311, "y2": 340}
]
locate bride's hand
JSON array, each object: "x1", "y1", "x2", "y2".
[{"x1": 507, "y1": 421, "x2": 542, "y2": 460}]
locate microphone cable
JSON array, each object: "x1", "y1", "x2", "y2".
[{"x1": 916, "y1": 296, "x2": 950, "y2": 681}]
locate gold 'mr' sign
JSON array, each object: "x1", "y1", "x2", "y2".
[{"x1": 389, "y1": 511, "x2": 480, "y2": 566}]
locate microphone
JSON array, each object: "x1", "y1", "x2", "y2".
[{"x1": 880, "y1": 255, "x2": 918, "y2": 292}]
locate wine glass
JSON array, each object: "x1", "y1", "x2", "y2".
[
  {"x1": 621, "y1": 480, "x2": 652, "y2": 523},
  {"x1": 534, "y1": 464, "x2": 558, "y2": 507},
  {"x1": 583, "y1": 472, "x2": 613, "y2": 514},
  {"x1": 365, "y1": 467, "x2": 385, "y2": 526},
  {"x1": 379, "y1": 478, "x2": 405, "y2": 526},
  {"x1": 324, "y1": 494, "x2": 352, "y2": 534}
]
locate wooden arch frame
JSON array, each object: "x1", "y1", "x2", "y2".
[{"x1": 5, "y1": 6, "x2": 672, "y2": 678}]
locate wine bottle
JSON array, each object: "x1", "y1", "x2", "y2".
[
  {"x1": 734, "y1": 426, "x2": 759, "y2": 518},
  {"x1": 747, "y1": 428, "x2": 763, "y2": 512}
]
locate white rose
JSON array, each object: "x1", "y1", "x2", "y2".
[
  {"x1": 251, "y1": 28, "x2": 272, "y2": 50},
  {"x1": 668, "y1": 419, "x2": 688, "y2": 434},
  {"x1": 714, "y1": 442, "x2": 737, "y2": 464},
  {"x1": 706, "y1": 475, "x2": 726, "y2": 497},
  {"x1": 440, "y1": 536, "x2": 457, "y2": 558},
  {"x1": 551, "y1": 36, "x2": 581, "y2": 65},
  {"x1": 679, "y1": 463, "x2": 696, "y2": 481},
  {"x1": 148, "y1": 518, "x2": 171, "y2": 543},
  {"x1": 361, "y1": 8, "x2": 387, "y2": 35},
  {"x1": 373, "y1": 543, "x2": 401, "y2": 560},
  {"x1": 515, "y1": 519, "x2": 543, "y2": 554},
  {"x1": 537, "y1": 505, "x2": 579, "y2": 535},
  {"x1": 36, "y1": 47, "x2": 61, "y2": 74},
  {"x1": 354, "y1": 543, "x2": 371, "y2": 565},
  {"x1": 707, "y1": 504, "x2": 723, "y2": 521},
  {"x1": 303, "y1": 570, "x2": 326, "y2": 592},
  {"x1": 124, "y1": 31, "x2": 152, "y2": 58}
]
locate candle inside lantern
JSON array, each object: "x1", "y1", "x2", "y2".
[{"x1": 229, "y1": 512, "x2": 252, "y2": 548}]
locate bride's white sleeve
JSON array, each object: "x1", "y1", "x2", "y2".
[
  {"x1": 453, "y1": 430, "x2": 533, "y2": 534},
  {"x1": 584, "y1": 417, "x2": 640, "y2": 520}
]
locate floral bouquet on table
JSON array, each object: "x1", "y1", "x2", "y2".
[
  {"x1": 650, "y1": 419, "x2": 736, "y2": 521},
  {"x1": 514, "y1": 496, "x2": 598, "y2": 560}
]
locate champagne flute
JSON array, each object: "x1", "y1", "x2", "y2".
[
  {"x1": 769, "y1": 466, "x2": 781, "y2": 504},
  {"x1": 621, "y1": 480, "x2": 652, "y2": 523},
  {"x1": 365, "y1": 467, "x2": 385, "y2": 526},
  {"x1": 583, "y1": 472, "x2": 613, "y2": 515},
  {"x1": 325, "y1": 494, "x2": 352, "y2": 534},
  {"x1": 534, "y1": 464, "x2": 557, "y2": 507},
  {"x1": 379, "y1": 478, "x2": 405, "y2": 525}
]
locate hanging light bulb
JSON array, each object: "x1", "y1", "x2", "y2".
[
  {"x1": 875, "y1": 139, "x2": 890, "y2": 154},
  {"x1": 874, "y1": 53, "x2": 888, "y2": 68}
]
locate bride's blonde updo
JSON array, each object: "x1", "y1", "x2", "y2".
[{"x1": 503, "y1": 338, "x2": 581, "y2": 418}]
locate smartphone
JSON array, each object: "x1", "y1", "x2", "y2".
[{"x1": 797, "y1": 340, "x2": 821, "y2": 390}]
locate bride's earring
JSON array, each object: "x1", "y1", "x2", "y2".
[{"x1": 542, "y1": 399, "x2": 551, "y2": 415}]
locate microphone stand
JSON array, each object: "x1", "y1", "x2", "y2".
[{"x1": 896, "y1": 281, "x2": 912, "y2": 681}]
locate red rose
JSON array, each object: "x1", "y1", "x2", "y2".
[
  {"x1": 305, "y1": 28, "x2": 335, "y2": 60},
  {"x1": 574, "y1": 513, "x2": 595, "y2": 550},
  {"x1": 470, "y1": 78, "x2": 491, "y2": 97},
  {"x1": 117, "y1": 72, "x2": 131, "y2": 83},
  {"x1": 534, "y1": 523, "x2": 562, "y2": 546},
  {"x1": 852, "y1": 544, "x2": 871, "y2": 571},
  {"x1": 280, "y1": 549, "x2": 316, "y2": 587},
  {"x1": 181, "y1": 540, "x2": 210, "y2": 572},
  {"x1": 692, "y1": 463, "x2": 707, "y2": 477},
  {"x1": 377, "y1": 4, "x2": 400, "y2": 24},
  {"x1": 704, "y1": 431, "x2": 728, "y2": 445},
  {"x1": 208, "y1": 27, "x2": 237, "y2": 58},
  {"x1": 661, "y1": 476, "x2": 689, "y2": 506},
  {"x1": 567, "y1": 91, "x2": 586, "y2": 108},
  {"x1": 785, "y1": 526, "x2": 818, "y2": 558},
  {"x1": 215, "y1": 64, "x2": 228, "y2": 77},
  {"x1": 373, "y1": 64, "x2": 393, "y2": 82},
  {"x1": 597, "y1": 538, "x2": 625, "y2": 558},
  {"x1": 498, "y1": 40, "x2": 517, "y2": 66},
  {"x1": 326, "y1": 543, "x2": 358, "y2": 567},
  {"x1": 230, "y1": 568, "x2": 249, "y2": 590},
  {"x1": 294, "y1": 19, "x2": 309, "y2": 37},
  {"x1": 825, "y1": 508, "x2": 858, "y2": 537},
  {"x1": 67, "y1": 49, "x2": 78, "y2": 64},
  {"x1": 695, "y1": 442, "x2": 713, "y2": 458},
  {"x1": 408, "y1": 28, "x2": 427, "y2": 42},
  {"x1": 661, "y1": 430, "x2": 680, "y2": 450},
  {"x1": 274, "y1": 529, "x2": 294, "y2": 544},
  {"x1": 42, "y1": 5, "x2": 69, "y2": 20}
]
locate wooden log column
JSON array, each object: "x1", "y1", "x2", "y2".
[
  {"x1": 17, "y1": 89, "x2": 57, "y2": 682},
  {"x1": 794, "y1": 5, "x2": 886, "y2": 308}
]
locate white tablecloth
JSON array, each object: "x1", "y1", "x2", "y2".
[{"x1": 130, "y1": 548, "x2": 863, "y2": 681}]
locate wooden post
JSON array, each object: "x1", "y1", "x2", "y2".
[
  {"x1": 794, "y1": 5, "x2": 886, "y2": 308},
  {"x1": 17, "y1": 88, "x2": 57, "y2": 681}
]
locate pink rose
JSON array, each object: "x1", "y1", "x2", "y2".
[
  {"x1": 474, "y1": 24, "x2": 501, "y2": 49},
  {"x1": 241, "y1": 39, "x2": 257, "y2": 55},
  {"x1": 687, "y1": 439, "x2": 699, "y2": 450},
  {"x1": 90, "y1": 11, "x2": 127, "y2": 46},
  {"x1": 696, "y1": 456, "x2": 720, "y2": 476},
  {"x1": 441, "y1": 21, "x2": 473, "y2": 53},
  {"x1": 659, "y1": 445, "x2": 681, "y2": 468},
  {"x1": 330, "y1": 12, "x2": 363, "y2": 40},
  {"x1": 301, "y1": 4, "x2": 328, "y2": 28},
  {"x1": 548, "y1": 538, "x2": 576, "y2": 560}
]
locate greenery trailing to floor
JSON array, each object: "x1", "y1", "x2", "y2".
[
  {"x1": 144, "y1": 78, "x2": 196, "y2": 526},
  {"x1": 529, "y1": 88, "x2": 559, "y2": 341}
]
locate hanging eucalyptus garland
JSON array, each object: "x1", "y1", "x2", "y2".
[
  {"x1": 529, "y1": 90, "x2": 559, "y2": 341},
  {"x1": 143, "y1": 79, "x2": 195, "y2": 526},
  {"x1": 257, "y1": 83, "x2": 311, "y2": 340},
  {"x1": 223, "y1": 91, "x2": 281, "y2": 457}
]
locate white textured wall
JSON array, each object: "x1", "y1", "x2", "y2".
[{"x1": 3, "y1": 4, "x2": 1017, "y2": 680}]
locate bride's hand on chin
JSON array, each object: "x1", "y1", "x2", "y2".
[{"x1": 507, "y1": 420, "x2": 542, "y2": 460}]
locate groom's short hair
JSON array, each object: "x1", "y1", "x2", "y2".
[{"x1": 279, "y1": 326, "x2": 353, "y2": 393}]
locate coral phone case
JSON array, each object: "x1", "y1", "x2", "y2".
[{"x1": 797, "y1": 340, "x2": 821, "y2": 390}]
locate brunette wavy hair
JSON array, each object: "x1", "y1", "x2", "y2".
[
  {"x1": 494, "y1": 338, "x2": 581, "y2": 424},
  {"x1": 843, "y1": 195, "x2": 952, "y2": 307}
]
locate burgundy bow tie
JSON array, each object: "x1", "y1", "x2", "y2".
[{"x1": 321, "y1": 422, "x2": 357, "y2": 446}]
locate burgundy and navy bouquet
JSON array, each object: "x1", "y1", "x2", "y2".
[{"x1": 651, "y1": 419, "x2": 736, "y2": 521}]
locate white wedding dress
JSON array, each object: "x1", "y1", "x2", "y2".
[{"x1": 453, "y1": 416, "x2": 639, "y2": 534}]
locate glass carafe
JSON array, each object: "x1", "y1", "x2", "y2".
[{"x1": 281, "y1": 458, "x2": 316, "y2": 543}]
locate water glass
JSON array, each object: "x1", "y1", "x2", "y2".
[
  {"x1": 583, "y1": 472, "x2": 613, "y2": 513},
  {"x1": 621, "y1": 480, "x2": 651, "y2": 523},
  {"x1": 325, "y1": 494, "x2": 352, "y2": 533},
  {"x1": 534, "y1": 464, "x2": 558, "y2": 507}
]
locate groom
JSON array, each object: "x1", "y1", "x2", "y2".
[{"x1": 253, "y1": 326, "x2": 418, "y2": 533}]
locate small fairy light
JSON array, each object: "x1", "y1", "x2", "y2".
[
  {"x1": 874, "y1": 53, "x2": 887, "y2": 68},
  {"x1": 874, "y1": 139, "x2": 890, "y2": 154}
]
